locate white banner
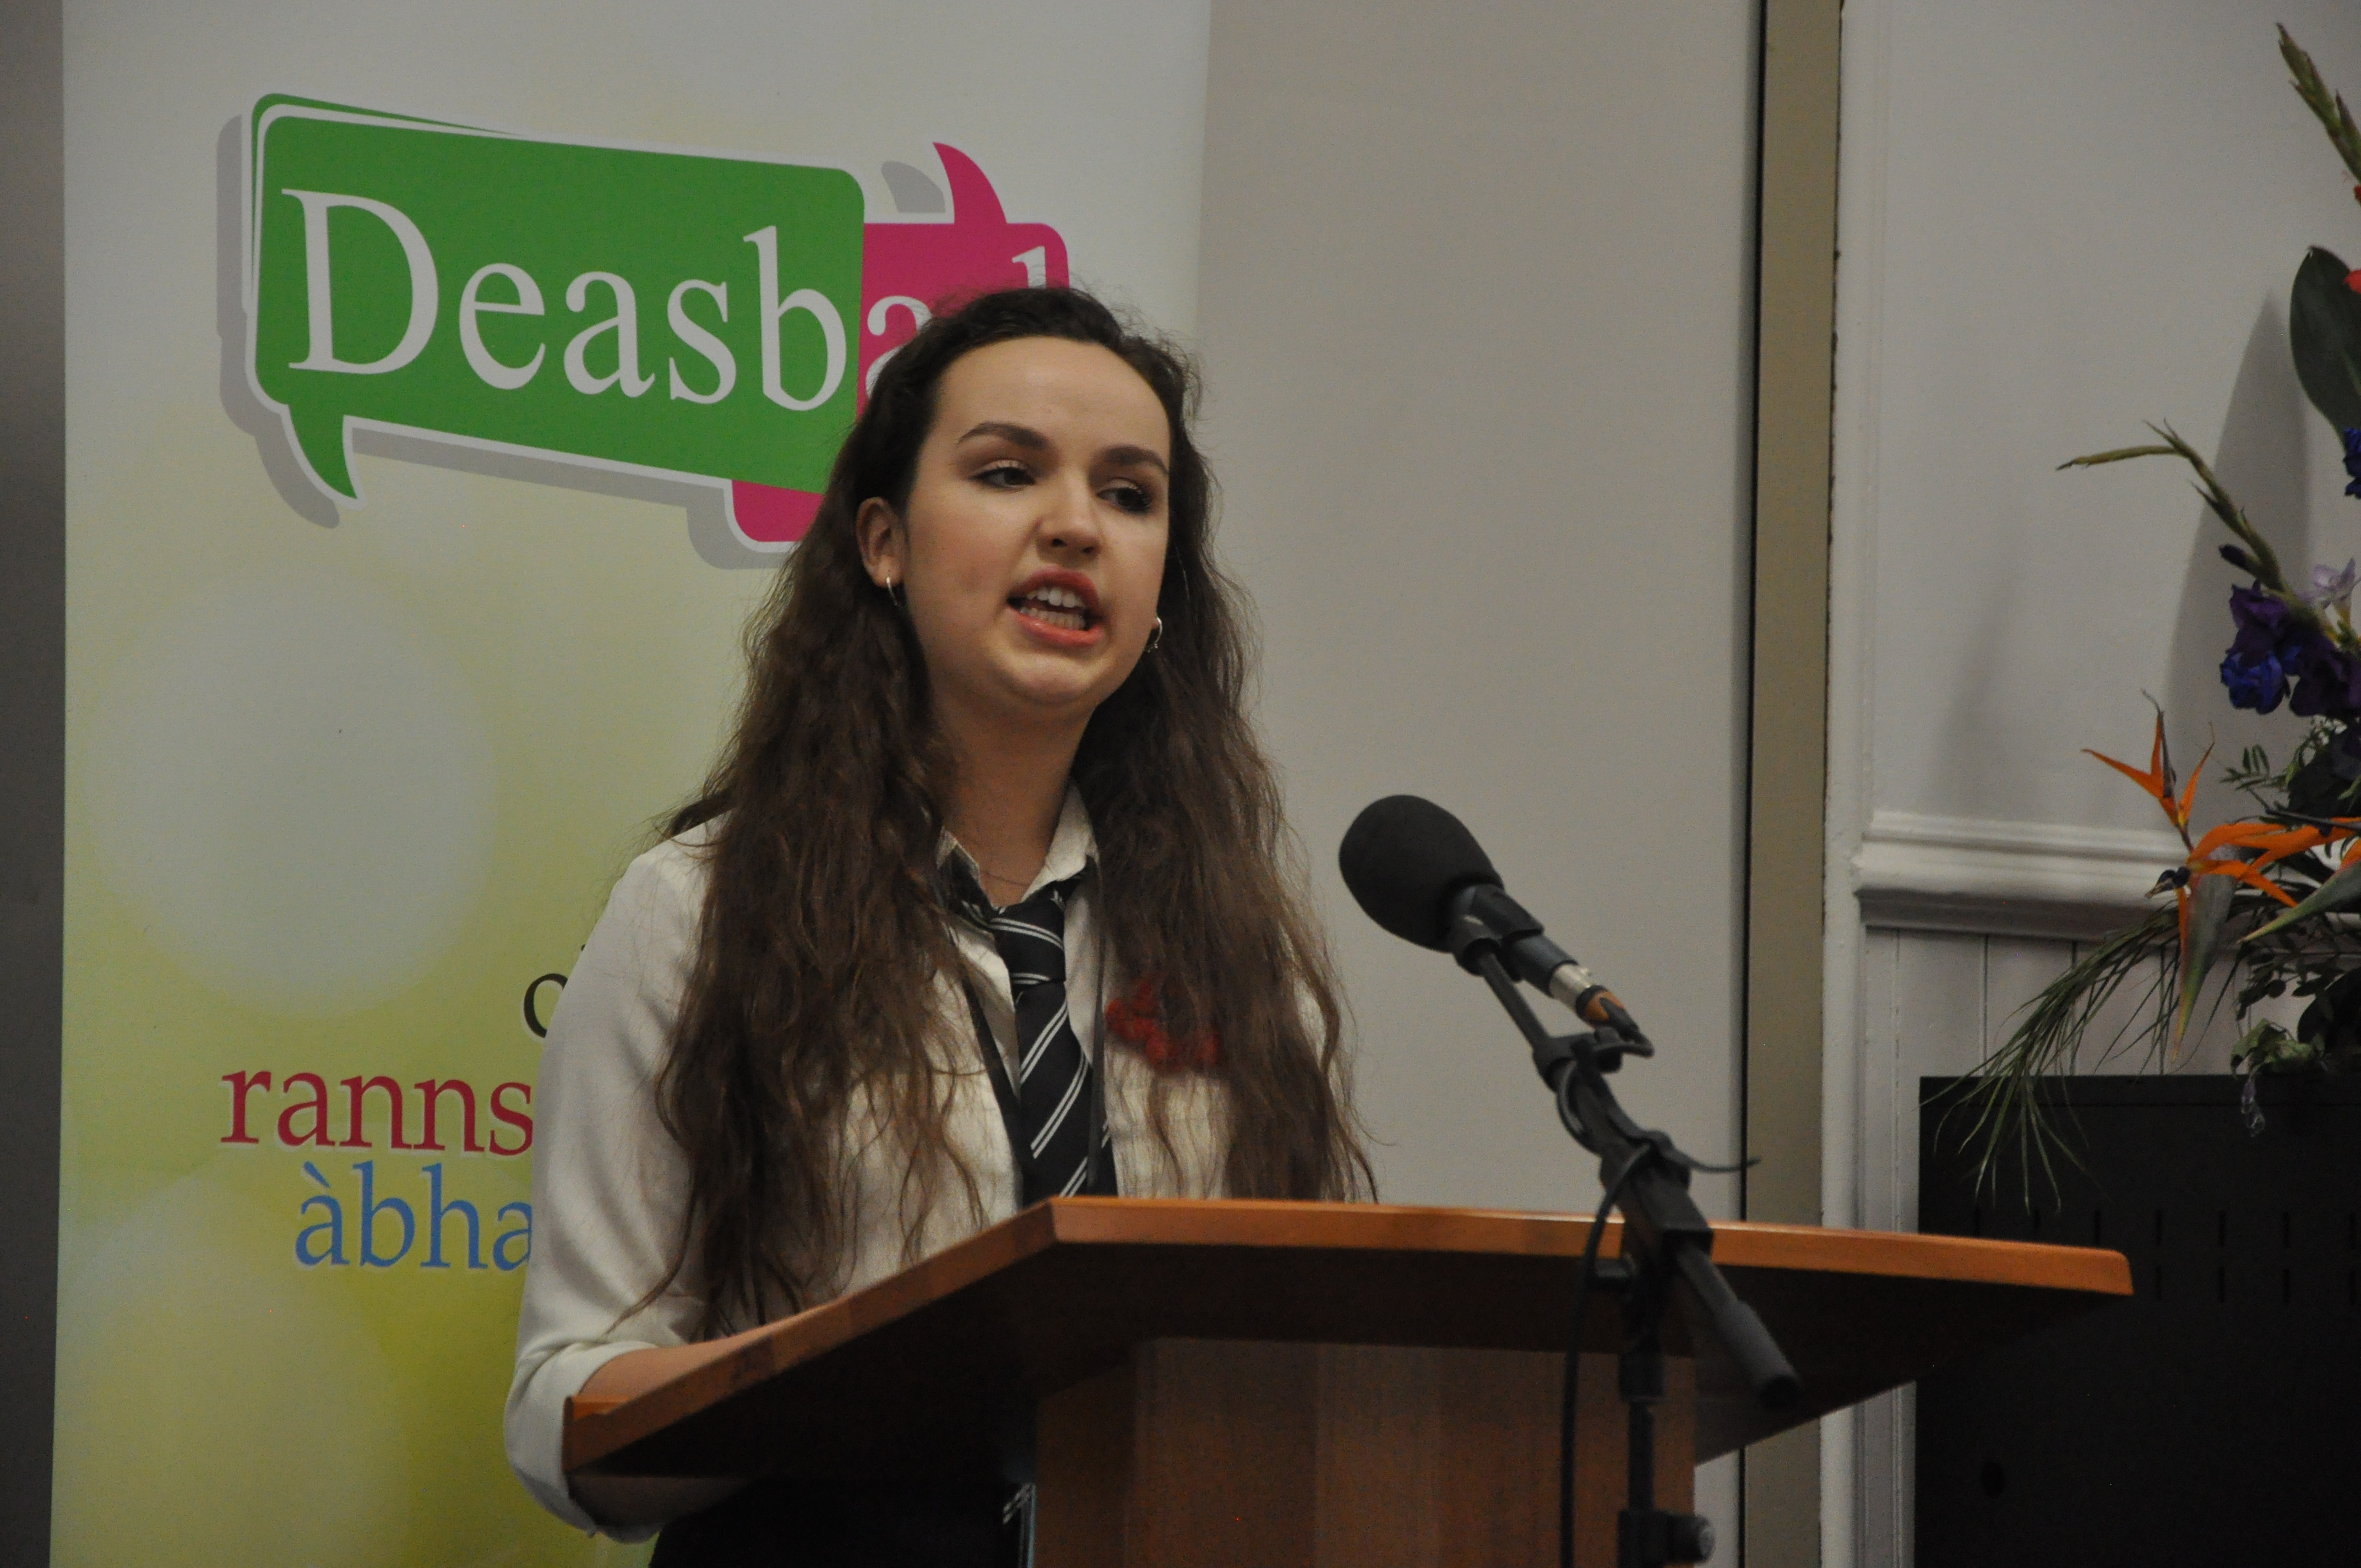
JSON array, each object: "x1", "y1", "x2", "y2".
[{"x1": 56, "y1": 4, "x2": 1209, "y2": 1562}]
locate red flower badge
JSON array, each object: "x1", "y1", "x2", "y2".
[{"x1": 1105, "y1": 977, "x2": 1220, "y2": 1072}]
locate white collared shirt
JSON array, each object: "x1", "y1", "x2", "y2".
[{"x1": 504, "y1": 791, "x2": 1228, "y2": 1536}]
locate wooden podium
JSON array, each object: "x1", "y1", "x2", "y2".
[{"x1": 564, "y1": 1198, "x2": 2130, "y2": 1566}]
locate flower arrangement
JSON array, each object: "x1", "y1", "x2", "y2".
[{"x1": 1962, "y1": 29, "x2": 2361, "y2": 1181}]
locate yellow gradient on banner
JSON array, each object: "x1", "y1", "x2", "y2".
[{"x1": 62, "y1": 418, "x2": 763, "y2": 1566}]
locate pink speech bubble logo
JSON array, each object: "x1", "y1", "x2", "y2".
[{"x1": 729, "y1": 145, "x2": 1069, "y2": 548}]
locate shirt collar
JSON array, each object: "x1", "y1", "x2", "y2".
[{"x1": 938, "y1": 786, "x2": 1097, "y2": 905}]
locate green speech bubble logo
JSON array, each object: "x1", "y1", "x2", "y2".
[{"x1": 247, "y1": 97, "x2": 863, "y2": 524}]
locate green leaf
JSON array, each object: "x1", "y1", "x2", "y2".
[
  {"x1": 2242, "y1": 855, "x2": 2361, "y2": 941},
  {"x1": 2174, "y1": 872, "x2": 2237, "y2": 1052},
  {"x1": 2232, "y1": 1019, "x2": 2319, "y2": 1074},
  {"x1": 1946, "y1": 905, "x2": 2177, "y2": 1204},
  {"x1": 2291, "y1": 247, "x2": 2361, "y2": 432},
  {"x1": 2059, "y1": 443, "x2": 2179, "y2": 469}
]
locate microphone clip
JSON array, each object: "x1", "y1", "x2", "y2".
[
  {"x1": 1441, "y1": 901, "x2": 1521, "y2": 977},
  {"x1": 1530, "y1": 1025, "x2": 1652, "y2": 1088}
]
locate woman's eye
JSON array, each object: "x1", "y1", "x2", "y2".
[
  {"x1": 1103, "y1": 482, "x2": 1155, "y2": 515},
  {"x1": 977, "y1": 463, "x2": 1031, "y2": 488}
]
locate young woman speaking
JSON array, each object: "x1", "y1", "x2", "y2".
[{"x1": 507, "y1": 287, "x2": 1370, "y2": 1565}]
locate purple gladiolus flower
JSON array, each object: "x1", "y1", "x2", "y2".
[
  {"x1": 2312, "y1": 558, "x2": 2360, "y2": 615},
  {"x1": 2290, "y1": 636, "x2": 2361, "y2": 720},
  {"x1": 2228, "y1": 584, "x2": 2294, "y2": 649},
  {"x1": 2344, "y1": 428, "x2": 2361, "y2": 500},
  {"x1": 2222, "y1": 649, "x2": 2289, "y2": 711},
  {"x1": 2223, "y1": 585, "x2": 2316, "y2": 714}
]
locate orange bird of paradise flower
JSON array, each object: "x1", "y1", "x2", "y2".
[{"x1": 2086, "y1": 714, "x2": 2361, "y2": 953}]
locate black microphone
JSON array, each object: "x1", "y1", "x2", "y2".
[
  {"x1": 1341, "y1": 795, "x2": 1801, "y2": 1418},
  {"x1": 1337, "y1": 796, "x2": 1637, "y2": 1033}
]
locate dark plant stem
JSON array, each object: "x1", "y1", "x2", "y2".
[
  {"x1": 2061, "y1": 426, "x2": 2300, "y2": 609},
  {"x1": 2280, "y1": 26, "x2": 2361, "y2": 192}
]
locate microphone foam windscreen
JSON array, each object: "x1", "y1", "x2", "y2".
[{"x1": 1337, "y1": 795, "x2": 1502, "y2": 951}]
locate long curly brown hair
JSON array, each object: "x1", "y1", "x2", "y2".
[{"x1": 651, "y1": 287, "x2": 1370, "y2": 1335}]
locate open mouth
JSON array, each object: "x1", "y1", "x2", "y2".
[{"x1": 1009, "y1": 582, "x2": 1099, "y2": 633}]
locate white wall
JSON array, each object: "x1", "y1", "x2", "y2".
[
  {"x1": 1198, "y1": 0, "x2": 1761, "y2": 1217},
  {"x1": 1834, "y1": 1, "x2": 2361, "y2": 884},
  {"x1": 1826, "y1": 6, "x2": 2361, "y2": 1563}
]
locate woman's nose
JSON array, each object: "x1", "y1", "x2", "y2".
[{"x1": 1039, "y1": 475, "x2": 1103, "y2": 555}]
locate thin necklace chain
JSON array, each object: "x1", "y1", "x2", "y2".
[{"x1": 965, "y1": 852, "x2": 1038, "y2": 899}]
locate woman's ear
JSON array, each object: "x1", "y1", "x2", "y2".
[{"x1": 855, "y1": 498, "x2": 906, "y2": 589}]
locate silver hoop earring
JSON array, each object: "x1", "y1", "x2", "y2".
[
  {"x1": 882, "y1": 575, "x2": 906, "y2": 611},
  {"x1": 1145, "y1": 616, "x2": 1164, "y2": 653}
]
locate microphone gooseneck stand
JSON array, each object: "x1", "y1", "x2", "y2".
[{"x1": 1443, "y1": 913, "x2": 1801, "y2": 1568}]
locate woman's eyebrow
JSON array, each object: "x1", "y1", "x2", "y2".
[
  {"x1": 1101, "y1": 443, "x2": 1170, "y2": 477},
  {"x1": 958, "y1": 421, "x2": 1049, "y2": 450}
]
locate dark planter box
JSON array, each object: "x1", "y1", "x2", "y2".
[{"x1": 1915, "y1": 1075, "x2": 2361, "y2": 1566}]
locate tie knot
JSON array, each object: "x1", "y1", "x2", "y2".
[
  {"x1": 985, "y1": 883, "x2": 1071, "y2": 995},
  {"x1": 942, "y1": 860, "x2": 1079, "y2": 995}
]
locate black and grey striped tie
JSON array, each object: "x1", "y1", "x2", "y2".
[{"x1": 950, "y1": 868, "x2": 1116, "y2": 1204}]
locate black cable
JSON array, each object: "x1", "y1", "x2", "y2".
[{"x1": 1559, "y1": 1120, "x2": 1649, "y2": 1568}]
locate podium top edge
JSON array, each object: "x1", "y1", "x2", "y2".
[{"x1": 1029, "y1": 1197, "x2": 2131, "y2": 1293}]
